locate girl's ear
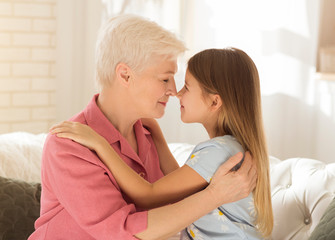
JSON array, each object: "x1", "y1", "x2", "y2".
[
  {"x1": 211, "y1": 94, "x2": 222, "y2": 111},
  {"x1": 115, "y1": 63, "x2": 132, "y2": 87}
]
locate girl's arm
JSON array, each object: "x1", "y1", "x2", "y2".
[
  {"x1": 136, "y1": 152, "x2": 257, "y2": 240},
  {"x1": 50, "y1": 121, "x2": 208, "y2": 209},
  {"x1": 141, "y1": 118, "x2": 179, "y2": 174}
]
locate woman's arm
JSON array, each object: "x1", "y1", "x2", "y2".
[
  {"x1": 136, "y1": 152, "x2": 257, "y2": 240},
  {"x1": 51, "y1": 121, "x2": 257, "y2": 239},
  {"x1": 50, "y1": 121, "x2": 207, "y2": 209},
  {"x1": 141, "y1": 118, "x2": 179, "y2": 174}
]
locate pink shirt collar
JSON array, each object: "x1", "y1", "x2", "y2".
[{"x1": 83, "y1": 94, "x2": 151, "y2": 168}]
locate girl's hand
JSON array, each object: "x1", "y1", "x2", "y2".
[
  {"x1": 50, "y1": 121, "x2": 106, "y2": 151},
  {"x1": 141, "y1": 118, "x2": 159, "y2": 131}
]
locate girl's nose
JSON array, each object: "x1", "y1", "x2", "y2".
[{"x1": 176, "y1": 88, "x2": 185, "y2": 99}]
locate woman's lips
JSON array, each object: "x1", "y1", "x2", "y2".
[{"x1": 159, "y1": 102, "x2": 167, "y2": 107}]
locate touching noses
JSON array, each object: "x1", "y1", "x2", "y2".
[
  {"x1": 166, "y1": 79, "x2": 177, "y2": 96},
  {"x1": 176, "y1": 87, "x2": 185, "y2": 99}
]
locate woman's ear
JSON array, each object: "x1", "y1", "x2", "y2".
[
  {"x1": 115, "y1": 63, "x2": 132, "y2": 86},
  {"x1": 211, "y1": 94, "x2": 222, "y2": 111}
]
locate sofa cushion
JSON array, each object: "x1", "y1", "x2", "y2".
[
  {"x1": 309, "y1": 198, "x2": 335, "y2": 240},
  {"x1": 0, "y1": 176, "x2": 41, "y2": 240},
  {"x1": 0, "y1": 132, "x2": 46, "y2": 183}
]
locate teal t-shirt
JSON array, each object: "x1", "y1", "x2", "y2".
[{"x1": 181, "y1": 135, "x2": 263, "y2": 240}]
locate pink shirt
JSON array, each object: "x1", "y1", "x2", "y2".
[{"x1": 29, "y1": 94, "x2": 164, "y2": 240}]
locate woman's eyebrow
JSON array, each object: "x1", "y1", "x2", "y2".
[
  {"x1": 163, "y1": 70, "x2": 176, "y2": 74},
  {"x1": 158, "y1": 71, "x2": 175, "y2": 77}
]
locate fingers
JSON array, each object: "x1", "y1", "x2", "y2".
[
  {"x1": 239, "y1": 151, "x2": 257, "y2": 192},
  {"x1": 141, "y1": 118, "x2": 159, "y2": 131},
  {"x1": 50, "y1": 123, "x2": 70, "y2": 134},
  {"x1": 236, "y1": 151, "x2": 253, "y2": 175},
  {"x1": 50, "y1": 121, "x2": 71, "y2": 130},
  {"x1": 216, "y1": 152, "x2": 244, "y2": 175},
  {"x1": 53, "y1": 132, "x2": 75, "y2": 139},
  {"x1": 49, "y1": 121, "x2": 79, "y2": 135},
  {"x1": 50, "y1": 126, "x2": 72, "y2": 135}
]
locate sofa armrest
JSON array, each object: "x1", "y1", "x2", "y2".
[
  {"x1": 168, "y1": 143, "x2": 335, "y2": 240},
  {"x1": 270, "y1": 158, "x2": 335, "y2": 239}
]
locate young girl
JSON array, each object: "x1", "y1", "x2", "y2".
[{"x1": 51, "y1": 48, "x2": 273, "y2": 239}]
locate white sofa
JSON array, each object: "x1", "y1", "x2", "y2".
[{"x1": 0, "y1": 132, "x2": 335, "y2": 239}]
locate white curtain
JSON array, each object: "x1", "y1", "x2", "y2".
[
  {"x1": 56, "y1": 0, "x2": 102, "y2": 121},
  {"x1": 159, "y1": 0, "x2": 333, "y2": 163},
  {"x1": 162, "y1": 0, "x2": 333, "y2": 163}
]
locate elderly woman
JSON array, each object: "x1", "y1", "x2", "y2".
[{"x1": 29, "y1": 15, "x2": 256, "y2": 240}]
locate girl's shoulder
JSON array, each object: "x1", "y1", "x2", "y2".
[
  {"x1": 193, "y1": 135, "x2": 244, "y2": 155},
  {"x1": 186, "y1": 135, "x2": 245, "y2": 182}
]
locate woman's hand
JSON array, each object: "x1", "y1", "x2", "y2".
[
  {"x1": 206, "y1": 152, "x2": 257, "y2": 207},
  {"x1": 50, "y1": 121, "x2": 106, "y2": 151}
]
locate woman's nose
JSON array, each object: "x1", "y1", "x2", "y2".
[{"x1": 166, "y1": 79, "x2": 177, "y2": 96}]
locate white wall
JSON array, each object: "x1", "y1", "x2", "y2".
[{"x1": 0, "y1": 0, "x2": 57, "y2": 133}]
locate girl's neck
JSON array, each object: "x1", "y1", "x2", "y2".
[
  {"x1": 203, "y1": 122, "x2": 218, "y2": 139},
  {"x1": 202, "y1": 109, "x2": 221, "y2": 139},
  {"x1": 208, "y1": 131, "x2": 217, "y2": 139}
]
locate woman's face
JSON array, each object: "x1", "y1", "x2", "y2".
[
  {"x1": 177, "y1": 70, "x2": 214, "y2": 124},
  {"x1": 131, "y1": 57, "x2": 178, "y2": 119}
]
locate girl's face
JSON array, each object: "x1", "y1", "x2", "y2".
[{"x1": 177, "y1": 70, "x2": 216, "y2": 125}]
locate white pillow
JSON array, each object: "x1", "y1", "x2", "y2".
[{"x1": 0, "y1": 132, "x2": 46, "y2": 183}]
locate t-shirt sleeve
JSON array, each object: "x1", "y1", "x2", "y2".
[{"x1": 185, "y1": 144, "x2": 233, "y2": 183}]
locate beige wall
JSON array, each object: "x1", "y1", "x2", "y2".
[
  {"x1": 317, "y1": 0, "x2": 335, "y2": 72},
  {"x1": 0, "y1": 0, "x2": 57, "y2": 134}
]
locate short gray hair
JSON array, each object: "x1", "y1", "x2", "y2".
[{"x1": 95, "y1": 14, "x2": 186, "y2": 89}]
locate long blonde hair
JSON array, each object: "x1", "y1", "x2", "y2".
[{"x1": 188, "y1": 48, "x2": 273, "y2": 238}]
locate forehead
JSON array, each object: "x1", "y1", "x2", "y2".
[
  {"x1": 146, "y1": 56, "x2": 178, "y2": 75},
  {"x1": 185, "y1": 69, "x2": 197, "y2": 84}
]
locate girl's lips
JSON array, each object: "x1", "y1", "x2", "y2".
[{"x1": 159, "y1": 102, "x2": 167, "y2": 107}]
